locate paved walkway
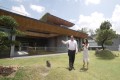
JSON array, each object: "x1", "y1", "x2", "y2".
[{"x1": 13, "y1": 53, "x2": 67, "y2": 59}]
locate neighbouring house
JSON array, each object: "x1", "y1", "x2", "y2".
[
  {"x1": 88, "y1": 35, "x2": 120, "y2": 51},
  {"x1": 105, "y1": 35, "x2": 120, "y2": 51},
  {"x1": 88, "y1": 35, "x2": 102, "y2": 50}
]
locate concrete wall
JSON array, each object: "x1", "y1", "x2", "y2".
[
  {"x1": 47, "y1": 36, "x2": 68, "y2": 52},
  {"x1": 76, "y1": 38, "x2": 82, "y2": 51},
  {"x1": 105, "y1": 35, "x2": 120, "y2": 51},
  {"x1": 57, "y1": 36, "x2": 69, "y2": 52},
  {"x1": 47, "y1": 36, "x2": 82, "y2": 52}
]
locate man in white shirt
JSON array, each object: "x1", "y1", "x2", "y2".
[{"x1": 62, "y1": 35, "x2": 78, "y2": 71}]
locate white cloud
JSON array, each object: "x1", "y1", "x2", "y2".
[
  {"x1": 30, "y1": 4, "x2": 45, "y2": 13},
  {"x1": 69, "y1": 19, "x2": 76, "y2": 23},
  {"x1": 71, "y1": 4, "x2": 120, "y2": 34},
  {"x1": 111, "y1": 5, "x2": 120, "y2": 23},
  {"x1": 73, "y1": 12, "x2": 105, "y2": 31},
  {"x1": 111, "y1": 4, "x2": 120, "y2": 34},
  {"x1": 70, "y1": 25, "x2": 80, "y2": 30},
  {"x1": 11, "y1": 5, "x2": 30, "y2": 16},
  {"x1": 85, "y1": 0, "x2": 101, "y2": 5}
]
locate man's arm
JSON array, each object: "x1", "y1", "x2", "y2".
[
  {"x1": 61, "y1": 40, "x2": 69, "y2": 44},
  {"x1": 75, "y1": 41, "x2": 78, "y2": 53}
]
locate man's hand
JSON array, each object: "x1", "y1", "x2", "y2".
[
  {"x1": 61, "y1": 40, "x2": 66, "y2": 44},
  {"x1": 61, "y1": 40, "x2": 64, "y2": 43}
]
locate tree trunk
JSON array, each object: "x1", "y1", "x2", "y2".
[
  {"x1": 101, "y1": 44, "x2": 104, "y2": 50},
  {"x1": 10, "y1": 35, "x2": 16, "y2": 57},
  {"x1": 101, "y1": 37, "x2": 107, "y2": 50}
]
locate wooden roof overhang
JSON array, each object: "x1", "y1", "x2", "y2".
[
  {"x1": 0, "y1": 9, "x2": 88, "y2": 38},
  {"x1": 40, "y1": 13, "x2": 74, "y2": 27}
]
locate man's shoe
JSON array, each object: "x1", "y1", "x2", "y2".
[
  {"x1": 69, "y1": 67, "x2": 72, "y2": 71},
  {"x1": 72, "y1": 67, "x2": 75, "y2": 70}
]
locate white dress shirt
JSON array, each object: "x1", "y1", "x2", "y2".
[{"x1": 62, "y1": 40, "x2": 78, "y2": 53}]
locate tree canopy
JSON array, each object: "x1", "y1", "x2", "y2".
[
  {"x1": 0, "y1": 15, "x2": 23, "y2": 56},
  {"x1": 95, "y1": 21, "x2": 118, "y2": 50},
  {"x1": 0, "y1": 31, "x2": 8, "y2": 39},
  {"x1": 0, "y1": 15, "x2": 18, "y2": 29}
]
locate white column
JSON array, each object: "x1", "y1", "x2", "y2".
[
  {"x1": 119, "y1": 45, "x2": 120, "y2": 51},
  {"x1": 10, "y1": 35, "x2": 16, "y2": 57}
]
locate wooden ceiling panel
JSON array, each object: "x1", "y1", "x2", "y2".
[{"x1": 24, "y1": 31, "x2": 59, "y2": 38}]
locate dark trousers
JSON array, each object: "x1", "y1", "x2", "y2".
[{"x1": 68, "y1": 50, "x2": 75, "y2": 68}]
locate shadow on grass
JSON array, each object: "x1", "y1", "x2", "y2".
[
  {"x1": 95, "y1": 50, "x2": 116, "y2": 60},
  {"x1": 57, "y1": 66, "x2": 88, "y2": 72},
  {"x1": 57, "y1": 67, "x2": 76, "y2": 71},
  {"x1": 80, "y1": 67, "x2": 88, "y2": 72}
]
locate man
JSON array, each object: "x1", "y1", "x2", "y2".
[{"x1": 62, "y1": 35, "x2": 78, "y2": 70}]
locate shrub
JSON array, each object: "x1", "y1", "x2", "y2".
[
  {"x1": 28, "y1": 50, "x2": 37, "y2": 55},
  {"x1": 0, "y1": 49, "x2": 10, "y2": 58},
  {"x1": 95, "y1": 49, "x2": 115, "y2": 59}
]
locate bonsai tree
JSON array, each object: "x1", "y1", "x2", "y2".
[
  {"x1": 95, "y1": 21, "x2": 118, "y2": 50},
  {"x1": 0, "y1": 15, "x2": 23, "y2": 57},
  {"x1": 0, "y1": 31, "x2": 8, "y2": 50}
]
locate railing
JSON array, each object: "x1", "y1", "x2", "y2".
[
  {"x1": 89, "y1": 46, "x2": 120, "y2": 51},
  {"x1": 18, "y1": 46, "x2": 68, "y2": 53}
]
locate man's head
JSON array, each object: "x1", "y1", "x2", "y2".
[{"x1": 70, "y1": 35, "x2": 74, "y2": 41}]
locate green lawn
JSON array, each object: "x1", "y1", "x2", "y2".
[{"x1": 0, "y1": 51, "x2": 120, "y2": 80}]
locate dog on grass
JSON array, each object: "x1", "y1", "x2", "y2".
[{"x1": 46, "y1": 60, "x2": 51, "y2": 68}]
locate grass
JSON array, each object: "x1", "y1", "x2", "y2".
[{"x1": 0, "y1": 50, "x2": 120, "y2": 80}]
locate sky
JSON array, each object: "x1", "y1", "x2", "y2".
[{"x1": 0, "y1": 0, "x2": 120, "y2": 34}]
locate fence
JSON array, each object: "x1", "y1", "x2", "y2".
[
  {"x1": 87, "y1": 46, "x2": 120, "y2": 51},
  {"x1": 18, "y1": 46, "x2": 68, "y2": 53}
]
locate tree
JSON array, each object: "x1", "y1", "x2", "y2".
[
  {"x1": 0, "y1": 31, "x2": 7, "y2": 39},
  {"x1": 88, "y1": 29, "x2": 95, "y2": 36},
  {"x1": 0, "y1": 31, "x2": 8, "y2": 50},
  {"x1": 95, "y1": 21, "x2": 118, "y2": 50},
  {"x1": 0, "y1": 15, "x2": 23, "y2": 57},
  {"x1": 77, "y1": 27, "x2": 88, "y2": 34},
  {"x1": 77, "y1": 28, "x2": 95, "y2": 36}
]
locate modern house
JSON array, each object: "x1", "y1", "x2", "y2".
[
  {"x1": 0, "y1": 9, "x2": 88, "y2": 57},
  {"x1": 105, "y1": 35, "x2": 120, "y2": 51}
]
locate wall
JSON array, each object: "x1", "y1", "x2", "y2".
[
  {"x1": 105, "y1": 35, "x2": 120, "y2": 51},
  {"x1": 47, "y1": 36, "x2": 68, "y2": 52},
  {"x1": 47, "y1": 36, "x2": 82, "y2": 52}
]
